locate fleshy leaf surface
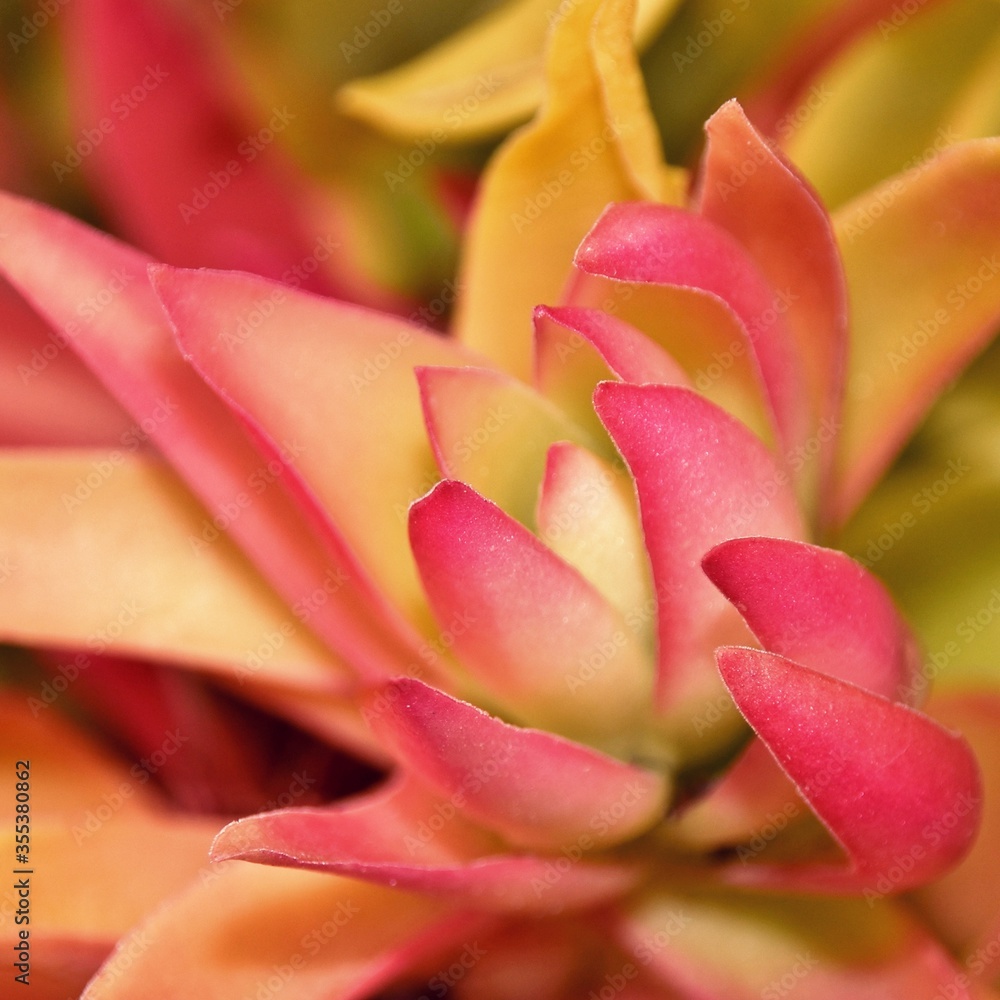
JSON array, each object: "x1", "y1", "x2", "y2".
[
  {"x1": 617, "y1": 885, "x2": 985, "y2": 1000},
  {"x1": 153, "y1": 264, "x2": 478, "y2": 648},
  {"x1": 454, "y1": 0, "x2": 684, "y2": 379},
  {"x1": 703, "y1": 537, "x2": 923, "y2": 703},
  {"x1": 0, "y1": 192, "x2": 406, "y2": 682},
  {"x1": 536, "y1": 441, "x2": 653, "y2": 626},
  {"x1": 82, "y1": 862, "x2": 479, "y2": 1000},
  {"x1": 0, "y1": 451, "x2": 341, "y2": 690},
  {"x1": 533, "y1": 305, "x2": 689, "y2": 441},
  {"x1": 417, "y1": 364, "x2": 596, "y2": 527},
  {"x1": 0, "y1": 279, "x2": 131, "y2": 447},
  {"x1": 408, "y1": 480, "x2": 655, "y2": 756},
  {"x1": 594, "y1": 383, "x2": 804, "y2": 717},
  {"x1": 715, "y1": 647, "x2": 981, "y2": 894},
  {"x1": 697, "y1": 100, "x2": 848, "y2": 514},
  {"x1": 572, "y1": 202, "x2": 809, "y2": 455},
  {"x1": 338, "y1": 0, "x2": 680, "y2": 141},
  {"x1": 0, "y1": 696, "x2": 220, "y2": 992},
  {"x1": 365, "y1": 678, "x2": 669, "y2": 850},
  {"x1": 832, "y1": 138, "x2": 1000, "y2": 523},
  {"x1": 212, "y1": 775, "x2": 641, "y2": 915}
]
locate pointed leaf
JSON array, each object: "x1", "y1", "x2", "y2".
[
  {"x1": 698, "y1": 100, "x2": 848, "y2": 515},
  {"x1": 338, "y1": 0, "x2": 681, "y2": 142},
  {"x1": 703, "y1": 537, "x2": 923, "y2": 703},
  {"x1": 366, "y1": 678, "x2": 669, "y2": 851},
  {"x1": 408, "y1": 480, "x2": 655, "y2": 754},
  {"x1": 418, "y1": 365, "x2": 596, "y2": 527},
  {"x1": 213, "y1": 776, "x2": 642, "y2": 915},
  {"x1": 82, "y1": 862, "x2": 477, "y2": 1000},
  {"x1": 533, "y1": 305, "x2": 689, "y2": 441},
  {"x1": 0, "y1": 450, "x2": 341, "y2": 690},
  {"x1": 594, "y1": 383, "x2": 805, "y2": 716},
  {"x1": 0, "y1": 192, "x2": 407, "y2": 681},
  {"x1": 152, "y1": 263, "x2": 478, "y2": 651},
  {"x1": 454, "y1": 0, "x2": 685, "y2": 379},
  {"x1": 536, "y1": 441, "x2": 653, "y2": 625},
  {"x1": 62, "y1": 0, "x2": 344, "y2": 294},
  {"x1": 832, "y1": 138, "x2": 1000, "y2": 522},
  {"x1": 572, "y1": 202, "x2": 809, "y2": 454},
  {"x1": 715, "y1": 647, "x2": 981, "y2": 894}
]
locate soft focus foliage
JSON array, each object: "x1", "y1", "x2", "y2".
[{"x1": 1, "y1": 0, "x2": 1000, "y2": 998}]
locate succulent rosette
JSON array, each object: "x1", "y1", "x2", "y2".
[{"x1": 3, "y1": 0, "x2": 1000, "y2": 997}]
